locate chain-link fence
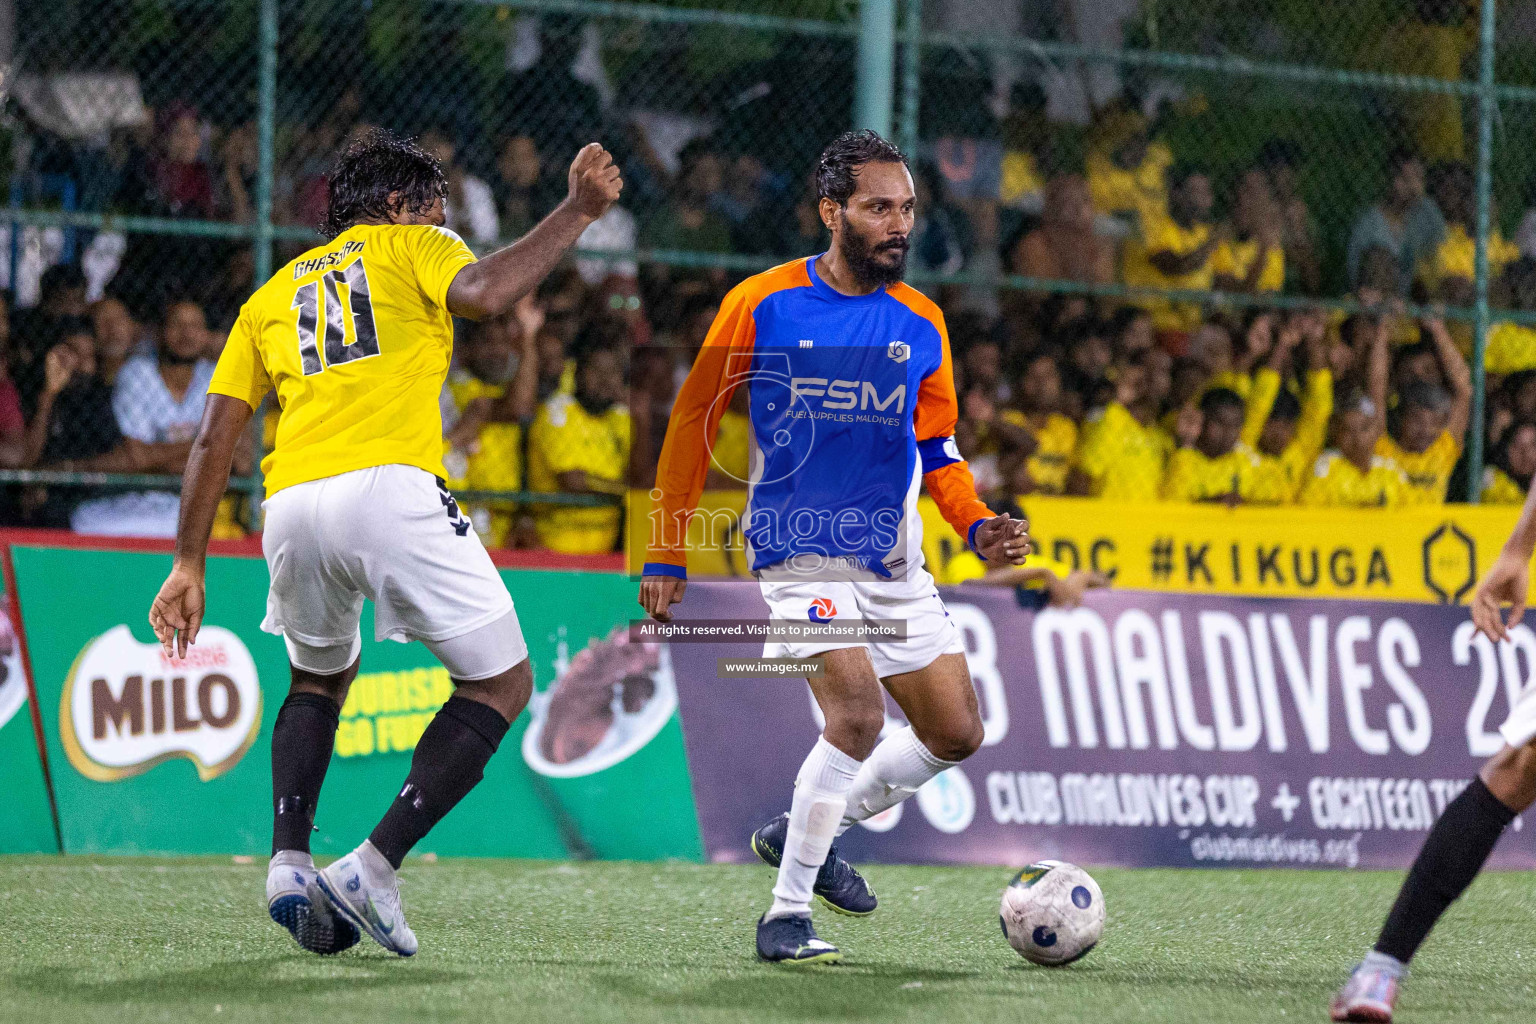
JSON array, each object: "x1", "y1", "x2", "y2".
[{"x1": 2, "y1": 0, "x2": 1532, "y2": 547}]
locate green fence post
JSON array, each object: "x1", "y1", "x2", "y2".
[
  {"x1": 898, "y1": 0, "x2": 922, "y2": 158},
  {"x1": 1467, "y1": 0, "x2": 1496, "y2": 502},
  {"x1": 247, "y1": 0, "x2": 278, "y2": 529},
  {"x1": 856, "y1": 0, "x2": 896, "y2": 136}
]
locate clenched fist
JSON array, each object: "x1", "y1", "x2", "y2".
[{"x1": 567, "y1": 143, "x2": 623, "y2": 221}]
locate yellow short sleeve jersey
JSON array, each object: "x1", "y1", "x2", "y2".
[
  {"x1": 1486, "y1": 322, "x2": 1536, "y2": 375},
  {"x1": 445, "y1": 372, "x2": 523, "y2": 499},
  {"x1": 1086, "y1": 141, "x2": 1173, "y2": 225},
  {"x1": 1210, "y1": 238, "x2": 1285, "y2": 293},
  {"x1": 1420, "y1": 225, "x2": 1519, "y2": 289},
  {"x1": 1075, "y1": 402, "x2": 1167, "y2": 501},
  {"x1": 526, "y1": 393, "x2": 632, "y2": 554},
  {"x1": 1244, "y1": 368, "x2": 1334, "y2": 504},
  {"x1": 1000, "y1": 151, "x2": 1045, "y2": 207},
  {"x1": 1161, "y1": 444, "x2": 1264, "y2": 503},
  {"x1": 209, "y1": 224, "x2": 476, "y2": 496},
  {"x1": 1374, "y1": 431, "x2": 1460, "y2": 504},
  {"x1": 1002, "y1": 409, "x2": 1077, "y2": 495},
  {"x1": 1122, "y1": 212, "x2": 1214, "y2": 331},
  {"x1": 1298, "y1": 452, "x2": 1409, "y2": 508},
  {"x1": 1482, "y1": 466, "x2": 1527, "y2": 504}
]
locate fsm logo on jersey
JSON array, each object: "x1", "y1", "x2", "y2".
[
  {"x1": 60, "y1": 625, "x2": 262, "y2": 782},
  {"x1": 917, "y1": 766, "x2": 976, "y2": 833}
]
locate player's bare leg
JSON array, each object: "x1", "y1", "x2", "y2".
[
  {"x1": 318, "y1": 614, "x2": 532, "y2": 957},
  {"x1": 756, "y1": 648, "x2": 881, "y2": 964},
  {"x1": 838, "y1": 652, "x2": 983, "y2": 830},
  {"x1": 267, "y1": 643, "x2": 363, "y2": 955},
  {"x1": 1332, "y1": 738, "x2": 1536, "y2": 1021}
]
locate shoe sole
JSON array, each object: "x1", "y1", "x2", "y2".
[
  {"x1": 314, "y1": 871, "x2": 415, "y2": 958},
  {"x1": 761, "y1": 949, "x2": 844, "y2": 966},
  {"x1": 750, "y1": 830, "x2": 877, "y2": 919},
  {"x1": 1331, "y1": 1008, "x2": 1391, "y2": 1023}
]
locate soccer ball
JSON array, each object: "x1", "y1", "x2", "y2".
[{"x1": 999, "y1": 860, "x2": 1105, "y2": 966}]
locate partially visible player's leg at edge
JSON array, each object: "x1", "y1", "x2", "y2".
[{"x1": 1333, "y1": 490, "x2": 1536, "y2": 1022}]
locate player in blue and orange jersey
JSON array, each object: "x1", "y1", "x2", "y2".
[{"x1": 637, "y1": 131, "x2": 1030, "y2": 964}]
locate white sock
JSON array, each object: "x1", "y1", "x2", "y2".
[
  {"x1": 269, "y1": 849, "x2": 315, "y2": 871},
  {"x1": 836, "y1": 725, "x2": 958, "y2": 837},
  {"x1": 1361, "y1": 950, "x2": 1407, "y2": 978},
  {"x1": 766, "y1": 736, "x2": 862, "y2": 920}
]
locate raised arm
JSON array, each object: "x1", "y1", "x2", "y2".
[
  {"x1": 1366, "y1": 312, "x2": 1391, "y2": 436},
  {"x1": 446, "y1": 144, "x2": 621, "y2": 321},
  {"x1": 148, "y1": 394, "x2": 252, "y2": 658},
  {"x1": 1424, "y1": 314, "x2": 1473, "y2": 443}
]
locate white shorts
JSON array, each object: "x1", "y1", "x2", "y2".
[
  {"x1": 758, "y1": 559, "x2": 963, "y2": 679},
  {"x1": 1500, "y1": 677, "x2": 1536, "y2": 749},
  {"x1": 261, "y1": 465, "x2": 525, "y2": 674}
]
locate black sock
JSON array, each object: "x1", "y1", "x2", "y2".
[
  {"x1": 271, "y1": 692, "x2": 342, "y2": 855},
  {"x1": 368, "y1": 695, "x2": 511, "y2": 869},
  {"x1": 1374, "y1": 777, "x2": 1516, "y2": 963}
]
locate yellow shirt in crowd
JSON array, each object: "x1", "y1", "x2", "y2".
[
  {"x1": 1241, "y1": 367, "x2": 1334, "y2": 504},
  {"x1": 1210, "y1": 238, "x2": 1285, "y2": 293},
  {"x1": 709, "y1": 408, "x2": 751, "y2": 484},
  {"x1": 1161, "y1": 444, "x2": 1264, "y2": 503},
  {"x1": 1122, "y1": 213, "x2": 1213, "y2": 332},
  {"x1": 444, "y1": 372, "x2": 523, "y2": 546},
  {"x1": 1000, "y1": 409, "x2": 1078, "y2": 494},
  {"x1": 1299, "y1": 452, "x2": 1410, "y2": 508},
  {"x1": 1420, "y1": 224, "x2": 1519, "y2": 290},
  {"x1": 1486, "y1": 322, "x2": 1536, "y2": 375},
  {"x1": 526, "y1": 393, "x2": 632, "y2": 554},
  {"x1": 210, "y1": 223, "x2": 475, "y2": 496},
  {"x1": 1482, "y1": 467, "x2": 1527, "y2": 504},
  {"x1": 1075, "y1": 401, "x2": 1171, "y2": 502},
  {"x1": 1001, "y1": 151, "x2": 1046, "y2": 207},
  {"x1": 1085, "y1": 140, "x2": 1173, "y2": 226},
  {"x1": 1375, "y1": 431, "x2": 1460, "y2": 504}
]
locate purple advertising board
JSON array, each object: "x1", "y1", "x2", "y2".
[{"x1": 668, "y1": 583, "x2": 1536, "y2": 870}]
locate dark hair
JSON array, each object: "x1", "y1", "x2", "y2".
[
  {"x1": 1386, "y1": 146, "x2": 1421, "y2": 175},
  {"x1": 40, "y1": 263, "x2": 87, "y2": 299},
  {"x1": 1257, "y1": 139, "x2": 1301, "y2": 170},
  {"x1": 1393, "y1": 339, "x2": 1437, "y2": 377},
  {"x1": 1268, "y1": 386, "x2": 1302, "y2": 423},
  {"x1": 324, "y1": 129, "x2": 447, "y2": 238},
  {"x1": 815, "y1": 130, "x2": 908, "y2": 206},
  {"x1": 1166, "y1": 163, "x2": 1208, "y2": 191},
  {"x1": 572, "y1": 317, "x2": 627, "y2": 361},
  {"x1": 1199, "y1": 387, "x2": 1245, "y2": 417}
]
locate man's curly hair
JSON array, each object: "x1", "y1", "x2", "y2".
[
  {"x1": 323, "y1": 129, "x2": 447, "y2": 238},
  {"x1": 815, "y1": 129, "x2": 908, "y2": 207}
]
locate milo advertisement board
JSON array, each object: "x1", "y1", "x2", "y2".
[
  {"x1": 0, "y1": 594, "x2": 58, "y2": 854},
  {"x1": 13, "y1": 544, "x2": 701, "y2": 860}
]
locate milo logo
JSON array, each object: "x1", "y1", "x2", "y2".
[{"x1": 60, "y1": 625, "x2": 262, "y2": 782}]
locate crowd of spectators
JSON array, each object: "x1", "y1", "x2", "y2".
[{"x1": 11, "y1": 9, "x2": 1536, "y2": 555}]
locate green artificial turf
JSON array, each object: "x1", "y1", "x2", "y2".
[{"x1": 1, "y1": 857, "x2": 1532, "y2": 1023}]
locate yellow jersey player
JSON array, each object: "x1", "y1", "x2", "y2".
[{"x1": 147, "y1": 130, "x2": 622, "y2": 958}]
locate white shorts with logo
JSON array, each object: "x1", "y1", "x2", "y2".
[
  {"x1": 261, "y1": 464, "x2": 525, "y2": 676},
  {"x1": 1501, "y1": 677, "x2": 1536, "y2": 748},
  {"x1": 757, "y1": 558, "x2": 963, "y2": 679}
]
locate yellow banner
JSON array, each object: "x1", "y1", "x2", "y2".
[{"x1": 625, "y1": 490, "x2": 1522, "y2": 605}]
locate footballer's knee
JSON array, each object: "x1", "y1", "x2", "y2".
[
  {"x1": 452, "y1": 657, "x2": 533, "y2": 724},
  {"x1": 1480, "y1": 741, "x2": 1536, "y2": 813},
  {"x1": 917, "y1": 712, "x2": 984, "y2": 763},
  {"x1": 823, "y1": 702, "x2": 885, "y2": 760},
  {"x1": 288, "y1": 656, "x2": 359, "y2": 707}
]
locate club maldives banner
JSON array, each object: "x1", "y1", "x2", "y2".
[
  {"x1": 11, "y1": 544, "x2": 702, "y2": 860},
  {"x1": 0, "y1": 587, "x2": 58, "y2": 854},
  {"x1": 623, "y1": 490, "x2": 1528, "y2": 605},
  {"x1": 668, "y1": 582, "x2": 1536, "y2": 871}
]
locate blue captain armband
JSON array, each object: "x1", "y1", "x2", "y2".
[
  {"x1": 967, "y1": 518, "x2": 988, "y2": 559},
  {"x1": 642, "y1": 562, "x2": 688, "y2": 580},
  {"x1": 917, "y1": 435, "x2": 964, "y2": 474}
]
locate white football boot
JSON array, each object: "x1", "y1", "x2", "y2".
[
  {"x1": 266, "y1": 849, "x2": 360, "y2": 954},
  {"x1": 314, "y1": 841, "x2": 419, "y2": 957}
]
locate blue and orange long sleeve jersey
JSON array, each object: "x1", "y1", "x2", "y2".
[{"x1": 643, "y1": 255, "x2": 994, "y2": 580}]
